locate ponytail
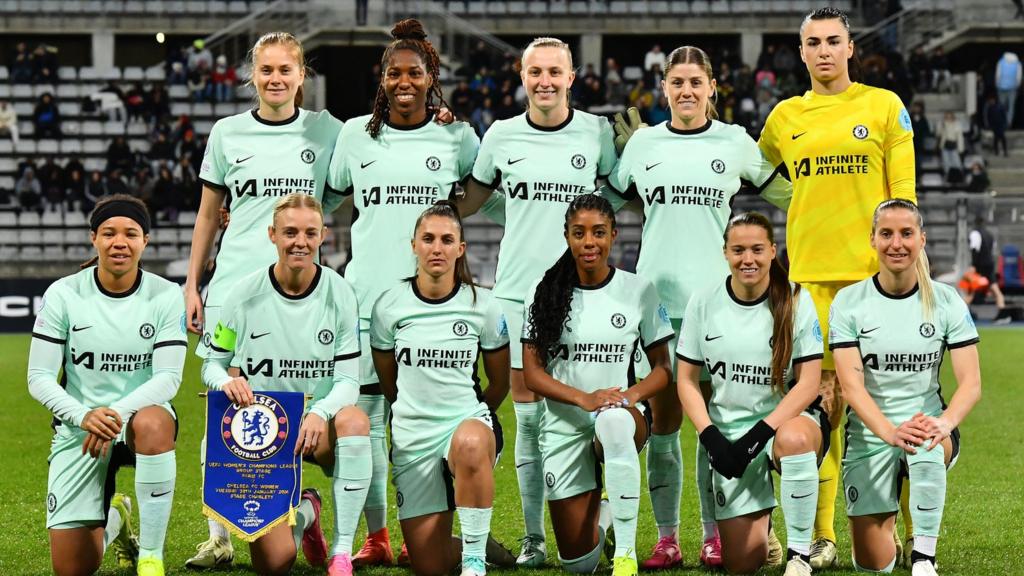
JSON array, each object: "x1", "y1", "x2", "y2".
[
  {"x1": 412, "y1": 200, "x2": 476, "y2": 303},
  {"x1": 872, "y1": 198, "x2": 933, "y2": 320}
]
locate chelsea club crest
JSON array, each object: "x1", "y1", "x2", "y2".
[{"x1": 221, "y1": 394, "x2": 290, "y2": 461}]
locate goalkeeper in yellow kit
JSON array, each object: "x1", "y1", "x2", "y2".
[{"x1": 758, "y1": 7, "x2": 916, "y2": 569}]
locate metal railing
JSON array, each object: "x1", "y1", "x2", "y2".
[{"x1": 852, "y1": 0, "x2": 955, "y2": 56}]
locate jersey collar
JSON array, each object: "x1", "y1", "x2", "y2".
[
  {"x1": 269, "y1": 264, "x2": 322, "y2": 300},
  {"x1": 575, "y1": 265, "x2": 615, "y2": 290},
  {"x1": 872, "y1": 273, "x2": 919, "y2": 300},
  {"x1": 411, "y1": 276, "x2": 462, "y2": 304},
  {"x1": 725, "y1": 275, "x2": 769, "y2": 307},
  {"x1": 93, "y1": 266, "x2": 143, "y2": 299},
  {"x1": 384, "y1": 113, "x2": 434, "y2": 131},
  {"x1": 665, "y1": 119, "x2": 712, "y2": 136},
  {"x1": 251, "y1": 107, "x2": 300, "y2": 126},
  {"x1": 526, "y1": 108, "x2": 575, "y2": 132}
]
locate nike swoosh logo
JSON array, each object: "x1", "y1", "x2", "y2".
[
  {"x1": 792, "y1": 132, "x2": 806, "y2": 140},
  {"x1": 791, "y1": 492, "x2": 814, "y2": 499},
  {"x1": 397, "y1": 322, "x2": 411, "y2": 331},
  {"x1": 151, "y1": 490, "x2": 173, "y2": 498},
  {"x1": 465, "y1": 538, "x2": 480, "y2": 544},
  {"x1": 645, "y1": 162, "x2": 661, "y2": 171},
  {"x1": 235, "y1": 155, "x2": 254, "y2": 163},
  {"x1": 860, "y1": 327, "x2": 880, "y2": 335},
  {"x1": 619, "y1": 495, "x2": 639, "y2": 500},
  {"x1": 361, "y1": 160, "x2": 376, "y2": 169},
  {"x1": 507, "y1": 158, "x2": 526, "y2": 165},
  {"x1": 515, "y1": 461, "x2": 534, "y2": 469},
  {"x1": 250, "y1": 332, "x2": 270, "y2": 340},
  {"x1": 916, "y1": 505, "x2": 938, "y2": 511},
  {"x1": 747, "y1": 442, "x2": 760, "y2": 455},
  {"x1": 71, "y1": 325, "x2": 92, "y2": 332},
  {"x1": 343, "y1": 485, "x2": 365, "y2": 492},
  {"x1": 704, "y1": 334, "x2": 723, "y2": 341},
  {"x1": 649, "y1": 484, "x2": 668, "y2": 492}
]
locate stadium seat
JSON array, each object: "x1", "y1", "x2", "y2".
[
  {"x1": 0, "y1": 212, "x2": 15, "y2": 225},
  {"x1": 169, "y1": 85, "x2": 189, "y2": 99},
  {"x1": 33, "y1": 84, "x2": 57, "y2": 98},
  {"x1": 999, "y1": 244, "x2": 1022, "y2": 290},
  {"x1": 623, "y1": 66, "x2": 643, "y2": 81},
  {"x1": 0, "y1": 141, "x2": 12, "y2": 154},
  {"x1": 18, "y1": 211, "x2": 40, "y2": 227},
  {"x1": 37, "y1": 140, "x2": 58, "y2": 154},
  {"x1": 123, "y1": 67, "x2": 145, "y2": 81},
  {"x1": 12, "y1": 102, "x2": 32, "y2": 117},
  {"x1": 60, "y1": 140, "x2": 83, "y2": 154},
  {"x1": 103, "y1": 122, "x2": 125, "y2": 135},
  {"x1": 14, "y1": 140, "x2": 36, "y2": 154},
  {"x1": 0, "y1": 158, "x2": 16, "y2": 173},
  {"x1": 484, "y1": 1, "x2": 505, "y2": 15},
  {"x1": 41, "y1": 211, "x2": 62, "y2": 226},
  {"x1": 12, "y1": 85, "x2": 31, "y2": 99},
  {"x1": 81, "y1": 121, "x2": 103, "y2": 136},
  {"x1": 227, "y1": 0, "x2": 247, "y2": 14},
  {"x1": 185, "y1": 0, "x2": 209, "y2": 14},
  {"x1": 177, "y1": 211, "x2": 197, "y2": 225},
  {"x1": 56, "y1": 84, "x2": 80, "y2": 99},
  {"x1": 145, "y1": 65, "x2": 166, "y2": 81},
  {"x1": 57, "y1": 66, "x2": 77, "y2": 81},
  {"x1": 0, "y1": 85, "x2": 9, "y2": 98},
  {"x1": 144, "y1": 0, "x2": 165, "y2": 14},
  {"x1": 65, "y1": 212, "x2": 87, "y2": 227},
  {"x1": 609, "y1": 1, "x2": 629, "y2": 13},
  {"x1": 79, "y1": 67, "x2": 100, "y2": 81}
]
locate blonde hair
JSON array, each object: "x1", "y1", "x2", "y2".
[
  {"x1": 248, "y1": 32, "x2": 308, "y2": 107},
  {"x1": 272, "y1": 193, "x2": 323, "y2": 227},
  {"x1": 663, "y1": 46, "x2": 718, "y2": 120},
  {"x1": 872, "y1": 199, "x2": 934, "y2": 320},
  {"x1": 522, "y1": 37, "x2": 574, "y2": 108}
]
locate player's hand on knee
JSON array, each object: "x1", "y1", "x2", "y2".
[
  {"x1": 613, "y1": 107, "x2": 647, "y2": 155},
  {"x1": 912, "y1": 413, "x2": 953, "y2": 450},
  {"x1": 581, "y1": 387, "x2": 626, "y2": 412},
  {"x1": 296, "y1": 413, "x2": 327, "y2": 455},
  {"x1": 184, "y1": 287, "x2": 204, "y2": 335},
  {"x1": 82, "y1": 433, "x2": 112, "y2": 459},
  {"x1": 699, "y1": 424, "x2": 743, "y2": 479},
  {"x1": 888, "y1": 415, "x2": 929, "y2": 454},
  {"x1": 81, "y1": 407, "x2": 122, "y2": 441},
  {"x1": 728, "y1": 420, "x2": 775, "y2": 474},
  {"x1": 223, "y1": 377, "x2": 254, "y2": 407}
]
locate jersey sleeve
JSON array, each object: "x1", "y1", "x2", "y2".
[
  {"x1": 369, "y1": 291, "x2": 395, "y2": 351},
  {"x1": 675, "y1": 296, "x2": 704, "y2": 366},
  {"x1": 607, "y1": 135, "x2": 638, "y2": 200},
  {"x1": 757, "y1": 105, "x2": 784, "y2": 169},
  {"x1": 32, "y1": 280, "x2": 69, "y2": 343},
  {"x1": 942, "y1": 288, "x2": 980, "y2": 349},
  {"x1": 827, "y1": 290, "x2": 859, "y2": 350},
  {"x1": 203, "y1": 298, "x2": 239, "y2": 389},
  {"x1": 480, "y1": 293, "x2": 511, "y2": 351},
  {"x1": 27, "y1": 282, "x2": 91, "y2": 426},
  {"x1": 883, "y1": 92, "x2": 916, "y2": 202},
  {"x1": 597, "y1": 118, "x2": 619, "y2": 178},
  {"x1": 456, "y1": 122, "x2": 480, "y2": 182},
  {"x1": 198, "y1": 120, "x2": 229, "y2": 190},
  {"x1": 327, "y1": 126, "x2": 353, "y2": 196},
  {"x1": 154, "y1": 286, "x2": 188, "y2": 349},
  {"x1": 741, "y1": 131, "x2": 791, "y2": 210},
  {"x1": 792, "y1": 288, "x2": 825, "y2": 363},
  {"x1": 478, "y1": 190, "x2": 506, "y2": 225},
  {"x1": 309, "y1": 280, "x2": 362, "y2": 420},
  {"x1": 639, "y1": 278, "x2": 674, "y2": 350},
  {"x1": 470, "y1": 125, "x2": 500, "y2": 188}
]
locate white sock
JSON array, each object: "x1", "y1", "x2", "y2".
[
  {"x1": 103, "y1": 505, "x2": 123, "y2": 551},
  {"x1": 208, "y1": 519, "x2": 230, "y2": 541},
  {"x1": 914, "y1": 535, "x2": 937, "y2": 557},
  {"x1": 701, "y1": 522, "x2": 718, "y2": 541}
]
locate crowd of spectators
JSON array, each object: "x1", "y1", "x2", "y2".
[{"x1": 165, "y1": 40, "x2": 239, "y2": 102}]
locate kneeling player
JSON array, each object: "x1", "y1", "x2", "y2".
[
  {"x1": 831, "y1": 199, "x2": 981, "y2": 576},
  {"x1": 370, "y1": 201, "x2": 511, "y2": 576},
  {"x1": 677, "y1": 213, "x2": 826, "y2": 576},
  {"x1": 29, "y1": 195, "x2": 186, "y2": 576},
  {"x1": 203, "y1": 194, "x2": 367, "y2": 576},
  {"x1": 522, "y1": 195, "x2": 674, "y2": 576}
]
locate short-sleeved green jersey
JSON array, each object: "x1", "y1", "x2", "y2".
[
  {"x1": 31, "y1": 268, "x2": 187, "y2": 424},
  {"x1": 328, "y1": 115, "x2": 479, "y2": 319},
  {"x1": 471, "y1": 110, "x2": 618, "y2": 301},
  {"x1": 198, "y1": 108, "x2": 343, "y2": 309},
  {"x1": 829, "y1": 276, "x2": 979, "y2": 448},
  {"x1": 609, "y1": 120, "x2": 790, "y2": 317},
  {"x1": 522, "y1": 268, "x2": 674, "y2": 436},
  {"x1": 370, "y1": 280, "x2": 508, "y2": 465},
  {"x1": 676, "y1": 279, "x2": 823, "y2": 436},
  {"x1": 208, "y1": 265, "x2": 361, "y2": 420}
]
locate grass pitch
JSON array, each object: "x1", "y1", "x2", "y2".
[{"x1": 1, "y1": 328, "x2": 1022, "y2": 575}]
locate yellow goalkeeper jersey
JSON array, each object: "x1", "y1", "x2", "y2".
[{"x1": 759, "y1": 82, "x2": 916, "y2": 283}]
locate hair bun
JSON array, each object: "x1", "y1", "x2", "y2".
[{"x1": 392, "y1": 18, "x2": 427, "y2": 41}]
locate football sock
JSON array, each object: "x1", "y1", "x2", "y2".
[
  {"x1": 646, "y1": 431, "x2": 681, "y2": 537},
  {"x1": 136, "y1": 451, "x2": 176, "y2": 561},
  {"x1": 781, "y1": 452, "x2": 818, "y2": 557},
  {"x1": 333, "y1": 436, "x2": 372, "y2": 556},
  {"x1": 514, "y1": 401, "x2": 546, "y2": 539},
  {"x1": 596, "y1": 408, "x2": 639, "y2": 560}
]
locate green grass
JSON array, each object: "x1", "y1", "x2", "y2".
[{"x1": 1, "y1": 329, "x2": 1022, "y2": 575}]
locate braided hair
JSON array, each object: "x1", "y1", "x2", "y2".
[
  {"x1": 527, "y1": 194, "x2": 616, "y2": 364},
  {"x1": 366, "y1": 18, "x2": 449, "y2": 139}
]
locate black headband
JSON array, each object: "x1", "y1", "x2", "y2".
[{"x1": 89, "y1": 200, "x2": 151, "y2": 235}]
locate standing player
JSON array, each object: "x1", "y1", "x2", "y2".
[
  {"x1": 608, "y1": 46, "x2": 791, "y2": 569},
  {"x1": 28, "y1": 195, "x2": 185, "y2": 576},
  {"x1": 758, "y1": 8, "x2": 916, "y2": 567},
  {"x1": 203, "y1": 194, "x2": 367, "y2": 576},
  {"x1": 522, "y1": 194, "x2": 675, "y2": 576},
  {"x1": 831, "y1": 199, "x2": 981, "y2": 576},
  {"x1": 370, "y1": 201, "x2": 510, "y2": 576},
  {"x1": 677, "y1": 212, "x2": 826, "y2": 576},
  {"x1": 185, "y1": 31, "x2": 344, "y2": 569},
  {"x1": 327, "y1": 19, "x2": 488, "y2": 566},
  {"x1": 457, "y1": 36, "x2": 619, "y2": 567}
]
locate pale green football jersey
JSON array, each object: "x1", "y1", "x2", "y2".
[
  {"x1": 471, "y1": 110, "x2": 618, "y2": 302},
  {"x1": 31, "y1": 268, "x2": 187, "y2": 425},
  {"x1": 676, "y1": 279, "x2": 823, "y2": 437},
  {"x1": 329, "y1": 115, "x2": 479, "y2": 319},
  {"x1": 370, "y1": 280, "x2": 508, "y2": 465},
  {"x1": 829, "y1": 276, "x2": 979, "y2": 450},
  {"x1": 207, "y1": 265, "x2": 361, "y2": 421},
  {"x1": 609, "y1": 120, "x2": 791, "y2": 317},
  {"x1": 198, "y1": 108, "x2": 343, "y2": 310},
  {"x1": 522, "y1": 268, "x2": 674, "y2": 437}
]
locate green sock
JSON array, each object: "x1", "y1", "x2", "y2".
[
  {"x1": 596, "y1": 409, "x2": 639, "y2": 560},
  {"x1": 361, "y1": 395, "x2": 389, "y2": 533},
  {"x1": 135, "y1": 451, "x2": 175, "y2": 561},
  {"x1": 780, "y1": 451, "x2": 818, "y2": 555},
  {"x1": 291, "y1": 496, "x2": 314, "y2": 551},
  {"x1": 908, "y1": 443, "x2": 946, "y2": 538},
  {"x1": 695, "y1": 442, "x2": 716, "y2": 537},
  {"x1": 560, "y1": 538, "x2": 603, "y2": 574},
  {"x1": 333, "y1": 436, "x2": 372, "y2": 556},
  {"x1": 457, "y1": 506, "x2": 492, "y2": 563},
  {"x1": 646, "y1": 431, "x2": 681, "y2": 535},
  {"x1": 514, "y1": 401, "x2": 546, "y2": 539}
]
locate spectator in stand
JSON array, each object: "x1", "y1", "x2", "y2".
[
  {"x1": 106, "y1": 135, "x2": 134, "y2": 175},
  {"x1": 966, "y1": 161, "x2": 990, "y2": 193},
  {"x1": 32, "y1": 44, "x2": 58, "y2": 85},
  {"x1": 984, "y1": 93, "x2": 1010, "y2": 157},
  {"x1": 149, "y1": 131, "x2": 176, "y2": 163},
  {"x1": 188, "y1": 39, "x2": 213, "y2": 72},
  {"x1": 10, "y1": 42, "x2": 33, "y2": 83},
  {"x1": 83, "y1": 169, "x2": 107, "y2": 212},
  {"x1": 176, "y1": 128, "x2": 199, "y2": 161},
  {"x1": 629, "y1": 79, "x2": 654, "y2": 117},
  {"x1": 37, "y1": 157, "x2": 64, "y2": 212},
  {"x1": 212, "y1": 54, "x2": 238, "y2": 103},
  {"x1": 494, "y1": 93, "x2": 520, "y2": 120},
  {"x1": 938, "y1": 111, "x2": 965, "y2": 182},
  {"x1": 15, "y1": 166, "x2": 41, "y2": 212},
  {"x1": 468, "y1": 40, "x2": 492, "y2": 75},
  {"x1": 106, "y1": 167, "x2": 129, "y2": 196},
  {"x1": 908, "y1": 46, "x2": 930, "y2": 92},
  {"x1": 125, "y1": 82, "x2": 148, "y2": 124},
  {"x1": 995, "y1": 51, "x2": 1022, "y2": 127},
  {"x1": 65, "y1": 165, "x2": 86, "y2": 212},
  {"x1": 773, "y1": 43, "x2": 798, "y2": 77},
  {"x1": 133, "y1": 166, "x2": 156, "y2": 213},
  {"x1": 97, "y1": 80, "x2": 127, "y2": 123},
  {"x1": 930, "y1": 46, "x2": 952, "y2": 93},
  {"x1": 170, "y1": 114, "x2": 194, "y2": 144},
  {"x1": 756, "y1": 44, "x2": 776, "y2": 75},
  {"x1": 604, "y1": 57, "x2": 625, "y2": 105},
  {"x1": 648, "y1": 93, "x2": 670, "y2": 124},
  {"x1": 33, "y1": 92, "x2": 61, "y2": 139},
  {"x1": 967, "y1": 215, "x2": 1006, "y2": 309},
  {"x1": 153, "y1": 166, "x2": 177, "y2": 221},
  {"x1": 909, "y1": 101, "x2": 932, "y2": 177},
  {"x1": 148, "y1": 83, "x2": 171, "y2": 126},
  {"x1": 173, "y1": 154, "x2": 197, "y2": 191},
  {"x1": 471, "y1": 96, "x2": 495, "y2": 135},
  {"x1": 168, "y1": 61, "x2": 187, "y2": 86},
  {"x1": 644, "y1": 44, "x2": 667, "y2": 83},
  {"x1": 0, "y1": 100, "x2": 19, "y2": 144},
  {"x1": 166, "y1": 44, "x2": 190, "y2": 84},
  {"x1": 188, "y1": 61, "x2": 212, "y2": 102},
  {"x1": 451, "y1": 80, "x2": 474, "y2": 120},
  {"x1": 469, "y1": 66, "x2": 497, "y2": 93}
]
